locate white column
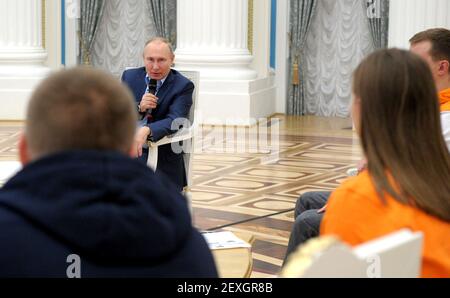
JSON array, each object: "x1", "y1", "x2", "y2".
[
  {"x1": 0, "y1": 0, "x2": 50, "y2": 120},
  {"x1": 275, "y1": 0, "x2": 289, "y2": 114},
  {"x1": 45, "y1": 0, "x2": 63, "y2": 70},
  {"x1": 176, "y1": 0, "x2": 257, "y2": 80},
  {"x1": 250, "y1": 0, "x2": 271, "y2": 78},
  {"x1": 175, "y1": 0, "x2": 276, "y2": 125},
  {"x1": 389, "y1": 0, "x2": 450, "y2": 49},
  {"x1": 65, "y1": 0, "x2": 81, "y2": 67}
]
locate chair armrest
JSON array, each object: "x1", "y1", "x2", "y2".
[
  {"x1": 147, "y1": 127, "x2": 193, "y2": 147},
  {"x1": 146, "y1": 126, "x2": 195, "y2": 171}
]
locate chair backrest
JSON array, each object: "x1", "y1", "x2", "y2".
[
  {"x1": 176, "y1": 70, "x2": 199, "y2": 126},
  {"x1": 175, "y1": 69, "x2": 200, "y2": 189},
  {"x1": 281, "y1": 229, "x2": 423, "y2": 278}
]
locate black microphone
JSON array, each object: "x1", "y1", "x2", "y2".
[
  {"x1": 142, "y1": 78, "x2": 158, "y2": 116},
  {"x1": 147, "y1": 78, "x2": 157, "y2": 95}
]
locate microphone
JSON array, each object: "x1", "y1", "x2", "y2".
[
  {"x1": 142, "y1": 78, "x2": 158, "y2": 116},
  {"x1": 147, "y1": 78, "x2": 157, "y2": 95}
]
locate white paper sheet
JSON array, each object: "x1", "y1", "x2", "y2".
[{"x1": 202, "y1": 231, "x2": 251, "y2": 250}]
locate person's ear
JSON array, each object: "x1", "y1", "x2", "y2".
[
  {"x1": 438, "y1": 60, "x2": 449, "y2": 75},
  {"x1": 18, "y1": 132, "x2": 31, "y2": 166}
]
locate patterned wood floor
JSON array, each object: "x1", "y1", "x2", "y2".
[
  {"x1": 190, "y1": 115, "x2": 361, "y2": 277},
  {"x1": 0, "y1": 115, "x2": 362, "y2": 277}
]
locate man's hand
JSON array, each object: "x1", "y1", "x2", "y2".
[
  {"x1": 317, "y1": 204, "x2": 327, "y2": 214},
  {"x1": 133, "y1": 126, "x2": 151, "y2": 157},
  {"x1": 139, "y1": 93, "x2": 158, "y2": 112}
]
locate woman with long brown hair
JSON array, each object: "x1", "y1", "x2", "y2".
[{"x1": 321, "y1": 49, "x2": 450, "y2": 277}]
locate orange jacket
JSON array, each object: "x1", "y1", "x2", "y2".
[
  {"x1": 321, "y1": 171, "x2": 450, "y2": 278},
  {"x1": 440, "y1": 88, "x2": 450, "y2": 112}
]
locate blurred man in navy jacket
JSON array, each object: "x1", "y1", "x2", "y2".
[
  {"x1": 0, "y1": 67, "x2": 217, "y2": 278},
  {"x1": 121, "y1": 37, "x2": 193, "y2": 191}
]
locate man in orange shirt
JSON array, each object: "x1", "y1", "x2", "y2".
[
  {"x1": 284, "y1": 28, "x2": 450, "y2": 265},
  {"x1": 410, "y1": 28, "x2": 450, "y2": 150}
]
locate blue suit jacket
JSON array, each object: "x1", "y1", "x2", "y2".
[{"x1": 121, "y1": 67, "x2": 193, "y2": 190}]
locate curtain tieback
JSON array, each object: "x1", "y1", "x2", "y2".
[{"x1": 292, "y1": 58, "x2": 299, "y2": 86}]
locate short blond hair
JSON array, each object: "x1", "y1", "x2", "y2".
[{"x1": 26, "y1": 67, "x2": 137, "y2": 158}]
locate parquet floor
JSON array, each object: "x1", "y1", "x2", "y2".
[{"x1": 190, "y1": 115, "x2": 361, "y2": 277}]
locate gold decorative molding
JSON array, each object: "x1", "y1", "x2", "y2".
[
  {"x1": 42, "y1": 0, "x2": 46, "y2": 49},
  {"x1": 247, "y1": 0, "x2": 253, "y2": 54}
]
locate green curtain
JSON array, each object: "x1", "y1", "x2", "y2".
[
  {"x1": 365, "y1": 0, "x2": 390, "y2": 49},
  {"x1": 287, "y1": 0, "x2": 318, "y2": 115},
  {"x1": 80, "y1": 0, "x2": 105, "y2": 65},
  {"x1": 146, "y1": 0, "x2": 177, "y2": 48}
]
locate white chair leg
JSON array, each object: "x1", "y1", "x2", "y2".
[{"x1": 146, "y1": 145, "x2": 158, "y2": 171}]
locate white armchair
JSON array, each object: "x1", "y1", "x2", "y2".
[
  {"x1": 281, "y1": 229, "x2": 423, "y2": 278},
  {"x1": 146, "y1": 70, "x2": 200, "y2": 206}
]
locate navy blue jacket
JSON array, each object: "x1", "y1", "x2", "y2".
[
  {"x1": 121, "y1": 68, "x2": 193, "y2": 190},
  {"x1": 0, "y1": 151, "x2": 217, "y2": 277}
]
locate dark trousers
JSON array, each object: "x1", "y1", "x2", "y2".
[
  {"x1": 283, "y1": 191, "x2": 331, "y2": 265},
  {"x1": 137, "y1": 147, "x2": 184, "y2": 193},
  {"x1": 138, "y1": 147, "x2": 150, "y2": 166}
]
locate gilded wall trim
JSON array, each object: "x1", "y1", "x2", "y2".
[
  {"x1": 248, "y1": 0, "x2": 253, "y2": 54},
  {"x1": 42, "y1": 0, "x2": 46, "y2": 49}
]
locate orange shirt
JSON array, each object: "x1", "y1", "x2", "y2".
[
  {"x1": 440, "y1": 88, "x2": 450, "y2": 112},
  {"x1": 321, "y1": 171, "x2": 450, "y2": 278}
]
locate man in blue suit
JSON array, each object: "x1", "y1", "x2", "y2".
[{"x1": 121, "y1": 37, "x2": 193, "y2": 191}]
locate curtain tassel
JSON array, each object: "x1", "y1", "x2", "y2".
[
  {"x1": 83, "y1": 50, "x2": 91, "y2": 66},
  {"x1": 77, "y1": 31, "x2": 91, "y2": 66},
  {"x1": 292, "y1": 59, "x2": 299, "y2": 86}
]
